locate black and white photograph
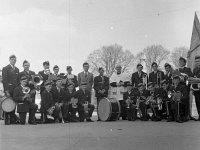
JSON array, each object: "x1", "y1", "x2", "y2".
[{"x1": 0, "y1": 0, "x2": 200, "y2": 150}]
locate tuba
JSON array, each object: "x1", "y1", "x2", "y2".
[{"x1": 32, "y1": 74, "x2": 43, "y2": 91}]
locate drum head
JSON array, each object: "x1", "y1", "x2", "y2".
[
  {"x1": 98, "y1": 98, "x2": 111, "y2": 121},
  {"x1": 1, "y1": 97, "x2": 16, "y2": 112}
]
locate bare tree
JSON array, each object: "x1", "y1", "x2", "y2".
[
  {"x1": 142, "y1": 45, "x2": 170, "y2": 73},
  {"x1": 87, "y1": 43, "x2": 134, "y2": 77},
  {"x1": 171, "y1": 46, "x2": 189, "y2": 68}
]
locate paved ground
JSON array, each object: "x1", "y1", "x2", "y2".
[{"x1": 1, "y1": 115, "x2": 200, "y2": 150}]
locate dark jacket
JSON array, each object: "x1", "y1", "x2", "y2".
[
  {"x1": 94, "y1": 75, "x2": 109, "y2": 97},
  {"x1": 64, "y1": 74, "x2": 78, "y2": 89},
  {"x1": 74, "y1": 89, "x2": 91, "y2": 104},
  {"x1": 164, "y1": 72, "x2": 173, "y2": 86},
  {"x1": 13, "y1": 86, "x2": 30, "y2": 113},
  {"x1": 2, "y1": 64, "x2": 19, "y2": 95},
  {"x1": 123, "y1": 90, "x2": 136, "y2": 103},
  {"x1": 149, "y1": 70, "x2": 164, "y2": 85},
  {"x1": 131, "y1": 71, "x2": 148, "y2": 87},
  {"x1": 40, "y1": 90, "x2": 54, "y2": 112},
  {"x1": 51, "y1": 87, "x2": 70, "y2": 104},
  {"x1": 19, "y1": 70, "x2": 36, "y2": 89}
]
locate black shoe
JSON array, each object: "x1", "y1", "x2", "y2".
[
  {"x1": 20, "y1": 122, "x2": 26, "y2": 125},
  {"x1": 29, "y1": 121, "x2": 37, "y2": 125},
  {"x1": 176, "y1": 118, "x2": 183, "y2": 123},
  {"x1": 167, "y1": 117, "x2": 173, "y2": 122},
  {"x1": 86, "y1": 118, "x2": 94, "y2": 122},
  {"x1": 97, "y1": 119, "x2": 101, "y2": 121}
]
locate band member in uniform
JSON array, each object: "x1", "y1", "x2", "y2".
[
  {"x1": 64, "y1": 66, "x2": 78, "y2": 92},
  {"x1": 134, "y1": 83, "x2": 149, "y2": 121},
  {"x1": 146, "y1": 82, "x2": 162, "y2": 121},
  {"x1": 164, "y1": 63, "x2": 173, "y2": 86},
  {"x1": 13, "y1": 76, "x2": 38, "y2": 125},
  {"x1": 40, "y1": 81, "x2": 60, "y2": 123},
  {"x1": 74, "y1": 82, "x2": 95, "y2": 122},
  {"x1": 94, "y1": 67, "x2": 109, "y2": 121},
  {"x1": 168, "y1": 75, "x2": 189, "y2": 123},
  {"x1": 38, "y1": 61, "x2": 51, "y2": 93},
  {"x1": 19, "y1": 60, "x2": 36, "y2": 102},
  {"x1": 2, "y1": 55, "x2": 19, "y2": 125},
  {"x1": 192, "y1": 55, "x2": 200, "y2": 121},
  {"x1": 51, "y1": 65, "x2": 60, "y2": 87},
  {"x1": 67, "y1": 84, "x2": 79, "y2": 122},
  {"x1": 51, "y1": 77, "x2": 70, "y2": 123},
  {"x1": 149, "y1": 62, "x2": 164, "y2": 88},
  {"x1": 177, "y1": 57, "x2": 196, "y2": 121},
  {"x1": 123, "y1": 82, "x2": 137, "y2": 121},
  {"x1": 78, "y1": 62, "x2": 93, "y2": 103},
  {"x1": 131, "y1": 63, "x2": 148, "y2": 88},
  {"x1": 110, "y1": 64, "x2": 130, "y2": 120}
]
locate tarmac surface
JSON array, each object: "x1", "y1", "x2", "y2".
[{"x1": 1, "y1": 114, "x2": 200, "y2": 150}]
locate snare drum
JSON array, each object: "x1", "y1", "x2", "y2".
[
  {"x1": 1, "y1": 96, "x2": 16, "y2": 112},
  {"x1": 98, "y1": 97, "x2": 121, "y2": 121}
]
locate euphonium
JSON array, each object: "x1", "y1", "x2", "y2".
[{"x1": 32, "y1": 74, "x2": 43, "y2": 91}]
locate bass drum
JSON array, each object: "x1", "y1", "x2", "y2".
[
  {"x1": 1, "y1": 96, "x2": 16, "y2": 112},
  {"x1": 98, "y1": 97, "x2": 121, "y2": 121}
]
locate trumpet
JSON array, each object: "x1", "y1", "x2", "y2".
[
  {"x1": 157, "y1": 72, "x2": 162, "y2": 88},
  {"x1": 142, "y1": 74, "x2": 148, "y2": 89}
]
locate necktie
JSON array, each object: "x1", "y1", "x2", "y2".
[{"x1": 85, "y1": 72, "x2": 87, "y2": 78}]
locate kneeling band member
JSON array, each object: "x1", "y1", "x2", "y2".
[
  {"x1": 13, "y1": 76, "x2": 38, "y2": 125},
  {"x1": 40, "y1": 81, "x2": 60, "y2": 123},
  {"x1": 74, "y1": 82, "x2": 95, "y2": 122}
]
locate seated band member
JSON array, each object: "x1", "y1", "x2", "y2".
[
  {"x1": 146, "y1": 82, "x2": 162, "y2": 121},
  {"x1": 40, "y1": 81, "x2": 60, "y2": 123},
  {"x1": 168, "y1": 75, "x2": 189, "y2": 123},
  {"x1": 110, "y1": 64, "x2": 130, "y2": 120},
  {"x1": 13, "y1": 76, "x2": 38, "y2": 125},
  {"x1": 74, "y1": 82, "x2": 95, "y2": 122},
  {"x1": 149, "y1": 62, "x2": 164, "y2": 88},
  {"x1": 94, "y1": 67, "x2": 109, "y2": 121},
  {"x1": 123, "y1": 82, "x2": 137, "y2": 121},
  {"x1": 51, "y1": 77, "x2": 70, "y2": 123},
  {"x1": 157, "y1": 80, "x2": 169, "y2": 120},
  {"x1": 134, "y1": 83, "x2": 149, "y2": 121}
]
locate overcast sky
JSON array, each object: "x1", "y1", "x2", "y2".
[{"x1": 0, "y1": 0, "x2": 200, "y2": 74}]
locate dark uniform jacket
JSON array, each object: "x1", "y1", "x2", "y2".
[
  {"x1": 168, "y1": 84, "x2": 189, "y2": 104},
  {"x1": 74, "y1": 89, "x2": 91, "y2": 104},
  {"x1": 123, "y1": 90, "x2": 136, "y2": 103},
  {"x1": 51, "y1": 87, "x2": 70, "y2": 104},
  {"x1": 134, "y1": 89, "x2": 149, "y2": 103},
  {"x1": 94, "y1": 75, "x2": 109, "y2": 98},
  {"x1": 19, "y1": 70, "x2": 36, "y2": 89},
  {"x1": 192, "y1": 67, "x2": 200, "y2": 91},
  {"x1": 40, "y1": 90, "x2": 54, "y2": 112},
  {"x1": 157, "y1": 87, "x2": 169, "y2": 101},
  {"x1": 131, "y1": 71, "x2": 147, "y2": 87},
  {"x1": 164, "y1": 72, "x2": 173, "y2": 86},
  {"x1": 149, "y1": 70, "x2": 164, "y2": 86},
  {"x1": 2, "y1": 64, "x2": 19, "y2": 95},
  {"x1": 64, "y1": 74, "x2": 78, "y2": 89},
  {"x1": 13, "y1": 86, "x2": 30, "y2": 113}
]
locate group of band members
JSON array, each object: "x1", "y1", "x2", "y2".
[{"x1": 1, "y1": 54, "x2": 200, "y2": 125}]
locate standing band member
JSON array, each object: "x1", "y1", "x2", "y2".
[
  {"x1": 2, "y1": 55, "x2": 19, "y2": 125},
  {"x1": 51, "y1": 78, "x2": 70, "y2": 123},
  {"x1": 38, "y1": 61, "x2": 51, "y2": 93},
  {"x1": 13, "y1": 76, "x2": 38, "y2": 125},
  {"x1": 192, "y1": 55, "x2": 200, "y2": 121},
  {"x1": 94, "y1": 67, "x2": 109, "y2": 121},
  {"x1": 74, "y1": 82, "x2": 95, "y2": 122},
  {"x1": 177, "y1": 57, "x2": 196, "y2": 121},
  {"x1": 164, "y1": 63, "x2": 173, "y2": 86},
  {"x1": 132, "y1": 63, "x2": 148, "y2": 88},
  {"x1": 149, "y1": 62, "x2": 164, "y2": 88},
  {"x1": 64, "y1": 66, "x2": 78, "y2": 92},
  {"x1": 110, "y1": 64, "x2": 130, "y2": 120},
  {"x1": 78, "y1": 62, "x2": 93, "y2": 103}
]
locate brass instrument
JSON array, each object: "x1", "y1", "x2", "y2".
[
  {"x1": 71, "y1": 97, "x2": 78, "y2": 108},
  {"x1": 142, "y1": 74, "x2": 148, "y2": 89},
  {"x1": 44, "y1": 69, "x2": 51, "y2": 75},
  {"x1": 126, "y1": 96, "x2": 132, "y2": 109},
  {"x1": 32, "y1": 74, "x2": 43, "y2": 91},
  {"x1": 157, "y1": 72, "x2": 162, "y2": 88},
  {"x1": 47, "y1": 106, "x2": 55, "y2": 115},
  {"x1": 22, "y1": 86, "x2": 30, "y2": 94},
  {"x1": 157, "y1": 97, "x2": 163, "y2": 110}
]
